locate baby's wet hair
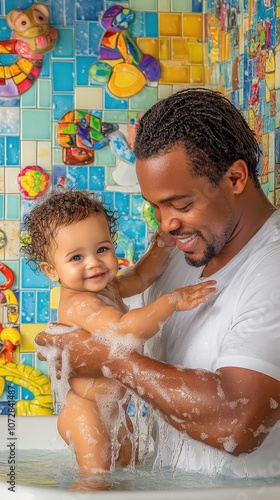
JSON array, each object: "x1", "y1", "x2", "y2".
[{"x1": 21, "y1": 189, "x2": 119, "y2": 272}]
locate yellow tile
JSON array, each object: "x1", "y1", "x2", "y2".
[
  {"x1": 159, "y1": 38, "x2": 171, "y2": 59},
  {"x1": 277, "y1": 6, "x2": 280, "y2": 17},
  {"x1": 204, "y1": 66, "x2": 211, "y2": 85},
  {"x1": 159, "y1": 13, "x2": 181, "y2": 36},
  {"x1": 182, "y1": 14, "x2": 203, "y2": 40},
  {"x1": 225, "y1": 33, "x2": 231, "y2": 60},
  {"x1": 137, "y1": 38, "x2": 159, "y2": 58},
  {"x1": 20, "y1": 323, "x2": 47, "y2": 352},
  {"x1": 172, "y1": 39, "x2": 189, "y2": 61},
  {"x1": 159, "y1": 61, "x2": 189, "y2": 84},
  {"x1": 190, "y1": 65, "x2": 204, "y2": 84},
  {"x1": 50, "y1": 285, "x2": 61, "y2": 309},
  {"x1": 220, "y1": 31, "x2": 226, "y2": 61},
  {"x1": 187, "y1": 43, "x2": 203, "y2": 64}
]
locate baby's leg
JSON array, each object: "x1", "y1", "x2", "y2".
[
  {"x1": 58, "y1": 387, "x2": 112, "y2": 473},
  {"x1": 58, "y1": 377, "x2": 133, "y2": 473}
]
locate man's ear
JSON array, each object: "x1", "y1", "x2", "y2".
[
  {"x1": 40, "y1": 262, "x2": 59, "y2": 282},
  {"x1": 225, "y1": 159, "x2": 248, "y2": 194}
]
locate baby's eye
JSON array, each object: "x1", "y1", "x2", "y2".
[
  {"x1": 71, "y1": 254, "x2": 82, "y2": 262},
  {"x1": 97, "y1": 246, "x2": 108, "y2": 254}
]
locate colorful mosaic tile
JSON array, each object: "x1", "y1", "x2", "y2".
[{"x1": 0, "y1": 0, "x2": 278, "y2": 415}]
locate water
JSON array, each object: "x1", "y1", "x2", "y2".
[{"x1": 1, "y1": 449, "x2": 280, "y2": 492}]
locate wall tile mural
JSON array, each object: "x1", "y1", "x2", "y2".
[{"x1": 0, "y1": 0, "x2": 278, "y2": 416}]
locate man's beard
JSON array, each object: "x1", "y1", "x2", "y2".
[{"x1": 184, "y1": 242, "x2": 216, "y2": 267}]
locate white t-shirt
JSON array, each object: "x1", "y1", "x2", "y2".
[{"x1": 144, "y1": 209, "x2": 280, "y2": 478}]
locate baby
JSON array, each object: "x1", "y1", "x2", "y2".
[{"x1": 21, "y1": 189, "x2": 216, "y2": 474}]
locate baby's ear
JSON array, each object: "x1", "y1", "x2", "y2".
[{"x1": 40, "y1": 262, "x2": 59, "y2": 282}]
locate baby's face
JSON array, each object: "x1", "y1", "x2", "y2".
[{"x1": 51, "y1": 214, "x2": 119, "y2": 292}]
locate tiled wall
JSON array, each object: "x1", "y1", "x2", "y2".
[{"x1": 0, "y1": 0, "x2": 279, "y2": 416}]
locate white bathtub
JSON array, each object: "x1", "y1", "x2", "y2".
[{"x1": 0, "y1": 416, "x2": 280, "y2": 500}]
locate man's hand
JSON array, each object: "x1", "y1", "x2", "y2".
[{"x1": 35, "y1": 325, "x2": 110, "y2": 378}]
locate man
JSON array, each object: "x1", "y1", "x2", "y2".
[{"x1": 36, "y1": 88, "x2": 280, "y2": 477}]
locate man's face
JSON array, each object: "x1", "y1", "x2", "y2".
[{"x1": 136, "y1": 146, "x2": 239, "y2": 268}]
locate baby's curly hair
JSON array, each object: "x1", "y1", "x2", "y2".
[{"x1": 21, "y1": 189, "x2": 119, "y2": 272}]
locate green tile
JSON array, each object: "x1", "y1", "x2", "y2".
[
  {"x1": 95, "y1": 146, "x2": 116, "y2": 166},
  {"x1": 172, "y1": 0, "x2": 191, "y2": 11},
  {"x1": 102, "y1": 111, "x2": 128, "y2": 123},
  {"x1": 158, "y1": 0, "x2": 171, "y2": 11},
  {"x1": 52, "y1": 28, "x2": 75, "y2": 58},
  {"x1": 129, "y1": 87, "x2": 158, "y2": 111},
  {"x1": 21, "y1": 84, "x2": 36, "y2": 108},
  {"x1": 131, "y1": 0, "x2": 157, "y2": 10},
  {"x1": 6, "y1": 194, "x2": 20, "y2": 219},
  {"x1": 21, "y1": 110, "x2": 52, "y2": 140},
  {"x1": 53, "y1": 148, "x2": 62, "y2": 165},
  {"x1": 38, "y1": 80, "x2": 52, "y2": 108},
  {"x1": 105, "y1": 166, "x2": 117, "y2": 186}
]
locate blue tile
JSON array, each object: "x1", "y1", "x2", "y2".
[
  {"x1": 0, "y1": 108, "x2": 19, "y2": 135},
  {"x1": 65, "y1": 0, "x2": 75, "y2": 25},
  {"x1": 0, "y1": 137, "x2": 4, "y2": 165},
  {"x1": 275, "y1": 128, "x2": 280, "y2": 164},
  {"x1": 89, "y1": 166, "x2": 105, "y2": 190},
  {"x1": 50, "y1": 0, "x2": 64, "y2": 25},
  {"x1": 76, "y1": 56, "x2": 97, "y2": 86},
  {"x1": 67, "y1": 166, "x2": 89, "y2": 189},
  {"x1": 20, "y1": 258, "x2": 50, "y2": 290},
  {"x1": 53, "y1": 94, "x2": 74, "y2": 121},
  {"x1": 118, "y1": 217, "x2": 147, "y2": 251},
  {"x1": 131, "y1": 194, "x2": 144, "y2": 216},
  {"x1": 36, "y1": 291, "x2": 50, "y2": 323},
  {"x1": 52, "y1": 165, "x2": 67, "y2": 186},
  {"x1": 192, "y1": 0, "x2": 203, "y2": 12},
  {"x1": 88, "y1": 22, "x2": 105, "y2": 56},
  {"x1": 20, "y1": 353, "x2": 34, "y2": 366},
  {"x1": 76, "y1": 23, "x2": 89, "y2": 55},
  {"x1": 50, "y1": 309, "x2": 58, "y2": 322},
  {"x1": 100, "y1": 191, "x2": 114, "y2": 209},
  {"x1": 115, "y1": 192, "x2": 130, "y2": 216},
  {"x1": 40, "y1": 52, "x2": 51, "y2": 78},
  {"x1": 145, "y1": 13, "x2": 158, "y2": 37},
  {"x1": 21, "y1": 387, "x2": 35, "y2": 401},
  {"x1": 5, "y1": 136, "x2": 20, "y2": 165},
  {"x1": 130, "y1": 12, "x2": 145, "y2": 38},
  {"x1": 4, "y1": 0, "x2": 33, "y2": 12},
  {"x1": 76, "y1": 0, "x2": 104, "y2": 21},
  {"x1": 104, "y1": 90, "x2": 128, "y2": 110},
  {"x1": 20, "y1": 291, "x2": 35, "y2": 323},
  {"x1": 52, "y1": 62, "x2": 75, "y2": 92}
]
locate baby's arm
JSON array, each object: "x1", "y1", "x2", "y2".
[
  {"x1": 64, "y1": 281, "x2": 217, "y2": 341},
  {"x1": 116, "y1": 229, "x2": 175, "y2": 298}
]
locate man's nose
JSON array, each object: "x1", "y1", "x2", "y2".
[{"x1": 158, "y1": 208, "x2": 181, "y2": 233}]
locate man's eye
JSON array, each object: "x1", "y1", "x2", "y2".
[
  {"x1": 175, "y1": 203, "x2": 192, "y2": 212},
  {"x1": 71, "y1": 255, "x2": 82, "y2": 261}
]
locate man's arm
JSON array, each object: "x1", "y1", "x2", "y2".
[
  {"x1": 35, "y1": 328, "x2": 280, "y2": 456},
  {"x1": 116, "y1": 230, "x2": 175, "y2": 298}
]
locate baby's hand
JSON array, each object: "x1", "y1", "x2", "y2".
[{"x1": 171, "y1": 280, "x2": 217, "y2": 311}]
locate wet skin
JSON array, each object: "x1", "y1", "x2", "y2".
[{"x1": 36, "y1": 146, "x2": 280, "y2": 456}]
